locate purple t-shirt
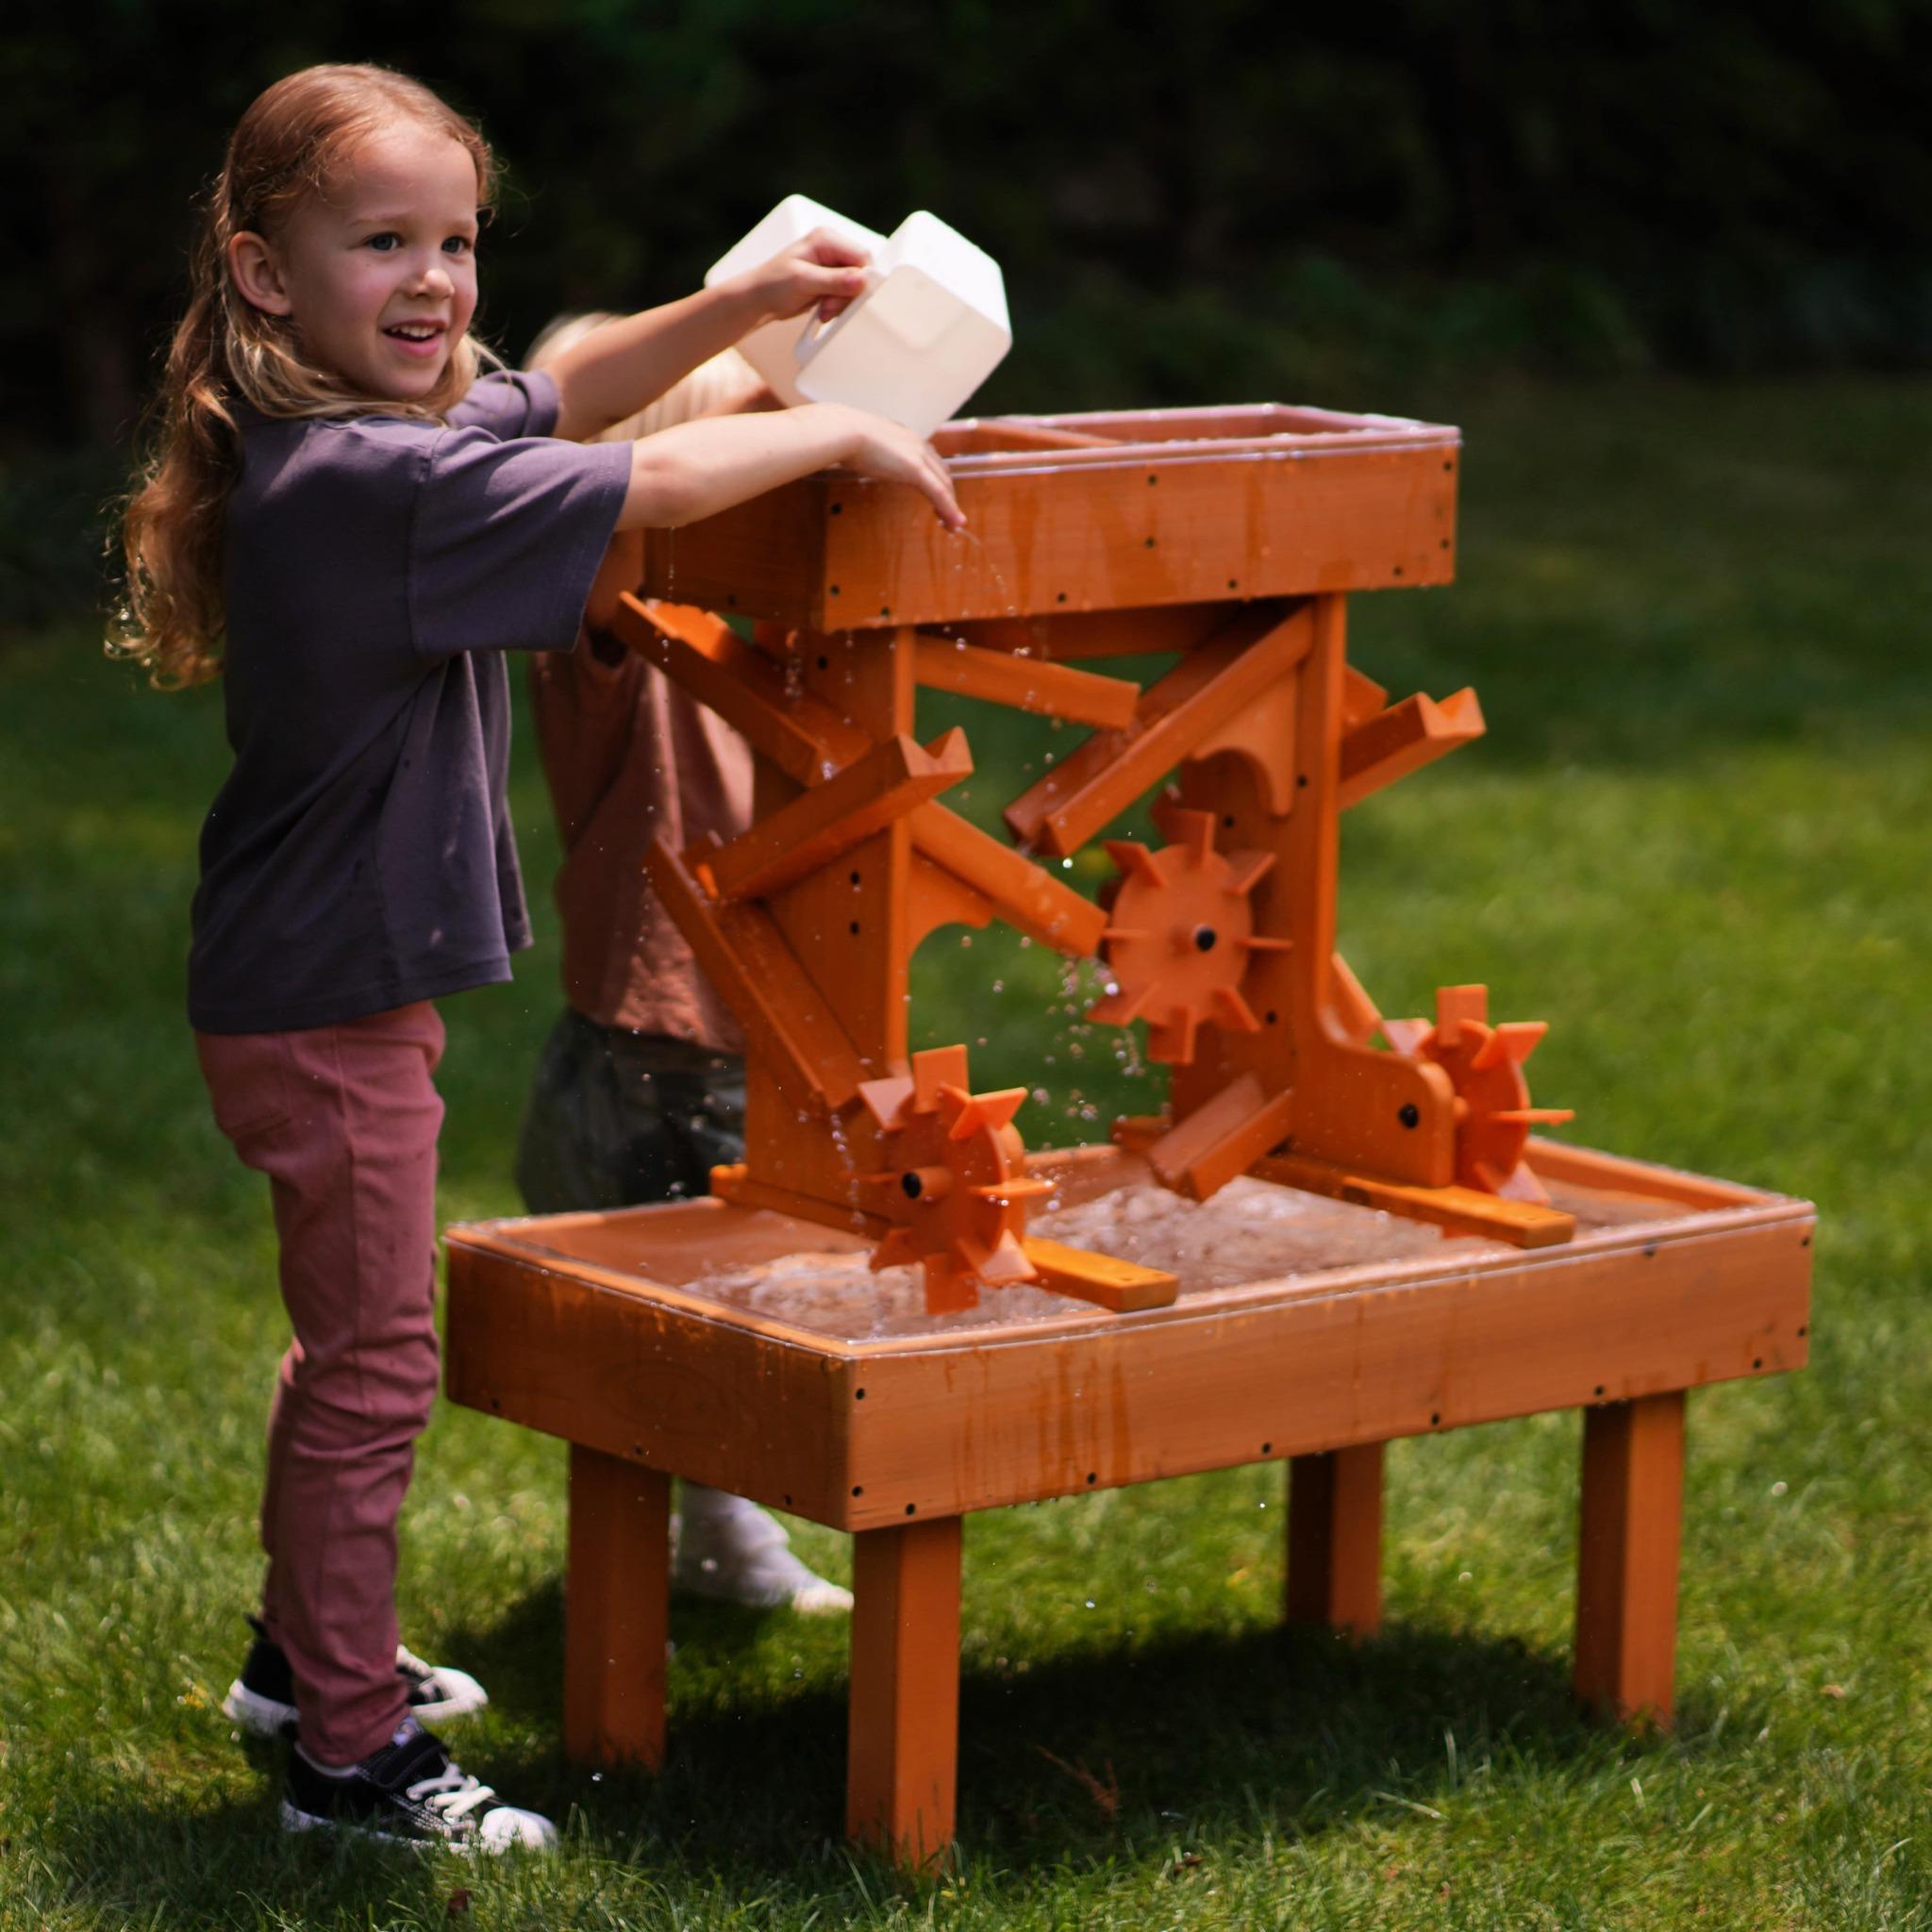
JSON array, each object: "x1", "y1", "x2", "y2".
[{"x1": 189, "y1": 368, "x2": 633, "y2": 1033}]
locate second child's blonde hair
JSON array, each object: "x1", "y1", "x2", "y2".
[{"x1": 111, "y1": 64, "x2": 500, "y2": 689}]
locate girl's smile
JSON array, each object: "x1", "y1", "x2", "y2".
[{"x1": 227, "y1": 123, "x2": 481, "y2": 403}]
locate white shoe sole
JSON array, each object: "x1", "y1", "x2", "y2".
[
  {"x1": 225, "y1": 1674, "x2": 489, "y2": 1739},
  {"x1": 225, "y1": 1680, "x2": 297, "y2": 1738},
  {"x1": 673, "y1": 1570, "x2": 854, "y2": 1615},
  {"x1": 279, "y1": 1797, "x2": 554, "y2": 1854}
]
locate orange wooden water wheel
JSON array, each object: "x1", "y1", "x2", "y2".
[
  {"x1": 856, "y1": 1045, "x2": 1052, "y2": 1312},
  {"x1": 1086, "y1": 803, "x2": 1291, "y2": 1064}
]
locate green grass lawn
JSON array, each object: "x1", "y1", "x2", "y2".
[{"x1": 2, "y1": 377, "x2": 1929, "y2": 1928}]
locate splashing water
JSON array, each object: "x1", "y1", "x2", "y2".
[{"x1": 954, "y1": 526, "x2": 1021, "y2": 619}]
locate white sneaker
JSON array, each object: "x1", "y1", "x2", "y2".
[
  {"x1": 223, "y1": 1615, "x2": 489, "y2": 1740},
  {"x1": 673, "y1": 1495, "x2": 853, "y2": 1614}
]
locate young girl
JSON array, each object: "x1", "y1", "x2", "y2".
[{"x1": 113, "y1": 62, "x2": 960, "y2": 1853}]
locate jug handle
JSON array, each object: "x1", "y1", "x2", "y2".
[
  {"x1": 793, "y1": 311, "x2": 834, "y2": 365},
  {"x1": 793, "y1": 267, "x2": 879, "y2": 366}
]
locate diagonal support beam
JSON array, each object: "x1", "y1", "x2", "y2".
[
  {"x1": 908, "y1": 804, "x2": 1107, "y2": 957},
  {"x1": 644, "y1": 839, "x2": 869, "y2": 1115},
  {"x1": 1003, "y1": 601, "x2": 1313, "y2": 858},
  {"x1": 1338, "y1": 687, "x2": 1485, "y2": 810},
  {"x1": 913, "y1": 638, "x2": 1141, "y2": 728},
  {"x1": 612, "y1": 594, "x2": 868, "y2": 785},
  {"x1": 696, "y1": 730, "x2": 973, "y2": 903},
  {"x1": 1146, "y1": 1073, "x2": 1297, "y2": 1202}
]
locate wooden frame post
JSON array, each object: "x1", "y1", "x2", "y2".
[
  {"x1": 846, "y1": 1515, "x2": 963, "y2": 1868},
  {"x1": 1574, "y1": 1392, "x2": 1685, "y2": 1727},
  {"x1": 1286, "y1": 1442, "x2": 1385, "y2": 1637},
  {"x1": 565, "y1": 1446, "x2": 671, "y2": 1768}
]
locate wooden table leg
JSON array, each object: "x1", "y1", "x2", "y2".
[
  {"x1": 1574, "y1": 1392, "x2": 1685, "y2": 1728},
  {"x1": 1286, "y1": 1442, "x2": 1384, "y2": 1638},
  {"x1": 846, "y1": 1514, "x2": 962, "y2": 1869},
  {"x1": 565, "y1": 1444, "x2": 670, "y2": 1768}
]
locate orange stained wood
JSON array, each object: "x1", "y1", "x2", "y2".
[
  {"x1": 442, "y1": 1148, "x2": 1812, "y2": 1532},
  {"x1": 1524, "y1": 1136, "x2": 1767, "y2": 1211},
  {"x1": 709, "y1": 1162, "x2": 889, "y2": 1240},
  {"x1": 1337, "y1": 686, "x2": 1486, "y2": 810},
  {"x1": 1003, "y1": 600, "x2": 1314, "y2": 857},
  {"x1": 932, "y1": 603, "x2": 1231, "y2": 662},
  {"x1": 1021, "y1": 1237, "x2": 1178, "y2": 1312},
  {"x1": 1574, "y1": 1392, "x2": 1685, "y2": 1727},
  {"x1": 907, "y1": 803, "x2": 1108, "y2": 956},
  {"x1": 730, "y1": 626, "x2": 919, "y2": 1221},
  {"x1": 1184, "y1": 671, "x2": 1301, "y2": 815},
  {"x1": 1328, "y1": 953, "x2": 1385, "y2": 1049},
  {"x1": 445, "y1": 1148, "x2": 1810, "y2": 1867},
  {"x1": 905, "y1": 851, "x2": 997, "y2": 956},
  {"x1": 1287, "y1": 1443, "x2": 1384, "y2": 1638},
  {"x1": 644, "y1": 839, "x2": 868, "y2": 1115},
  {"x1": 758, "y1": 627, "x2": 915, "y2": 1064},
  {"x1": 857, "y1": 1045, "x2": 1046, "y2": 1307},
  {"x1": 912, "y1": 636, "x2": 1141, "y2": 728},
  {"x1": 931, "y1": 417, "x2": 1119, "y2": 455},
  {"x1": 1089, "y1": 800, "x2": 1287, "y2": 1064},
  {"x1": 564, "y1": 1447, "x2": 669, "y2": 1769},
  {"x1": 610, "y1": 593, "x2": 868, "y2": 784},
  {"x1": 695, "y1": 728, "x2": 972, "y2": 903},
  {"x1": 847, "y1": 1517, "x2": 962, "y2": 1867},
  {"x1": 634, "y1": 407, "x2": 1458, "y2": 631},
  {"x1": 1341, "y1": 662, "x2": 1390, "y2": 729},
  {"x1": 1250, "y1": 1150, "x2": 1577, "y2": 1249},
  {"x1": 1145, "y1": 1074, "x2": 1296, "y2": 1201},
  {"x1": 1163, "y1": 598, "x2": 1461, "y2": 1188}
]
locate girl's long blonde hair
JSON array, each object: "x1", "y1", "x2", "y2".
[{"x1": 110, "y1": 64, "x2": 500, "y2": 688}]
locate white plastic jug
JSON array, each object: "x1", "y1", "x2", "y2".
[
  {"x1": 707, "y1": 199, "x2": 1011, "y2": 438},
  {"x1": 706, "y1": 194, "x2": 889, "y2": 409}
]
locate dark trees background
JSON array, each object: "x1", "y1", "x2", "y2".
[{"x1": 6, "y1": 0, "x2": 1931, "y2": 454}]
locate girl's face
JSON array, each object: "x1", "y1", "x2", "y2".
[{"x1": 228, "y1": 124, "x2": 480, "y2": 403}]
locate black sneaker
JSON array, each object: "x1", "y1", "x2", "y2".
[
  {"x1": 223, "y1": 1616, "x2": 489, "y2": 1740},
  {"x1": 281, "y1": 1718, "x2": 555, "y2": 1852}
]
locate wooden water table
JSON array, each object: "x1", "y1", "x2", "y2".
[{"x1": 444, "y1": 404, "x2": 1814, "y2": 1866}]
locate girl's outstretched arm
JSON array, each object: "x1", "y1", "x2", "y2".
[
  {"x1": 545, "y1": 233, "x2": 867, "y2": 442},
  {"x1": 616, "y1": 402, "x2": 964, "y2": 532}
]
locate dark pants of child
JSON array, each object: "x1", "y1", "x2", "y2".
[
  {"x1": 514, "y1": 1011, "x2": 856, "y2": 1604},
  {"x1": 513, "y1": 1009, "x2": 744, "y2": 1211},
  {"x1": 196, "y1": 1001, "x2": 444, "y2": 1767}
]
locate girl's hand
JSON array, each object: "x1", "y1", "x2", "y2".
[
  {"x1": 745, "y1": 229, "x2": 873, "y2": 325},
  {"x1": 816, "y1": 404, "x2": 966, "y2": 531}
]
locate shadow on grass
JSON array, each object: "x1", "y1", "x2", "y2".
[
  {"x1": 437, "y1": 1576, "x2": 1724, "y2": 1864},
  {"x1": 39, "y1": 1575, "x2": 1763, "y2": 1922}
]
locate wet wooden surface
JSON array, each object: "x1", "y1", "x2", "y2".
[
  {"x1": 635, "y1": 405, "x2": 1459, "y2": 633},
  {"x1": 444, "y1": 1140, "x2": 1810, "y2": 1862},
  {"x1": 445, "y1": 1141, "x2": 1810, "y2": 1532}
]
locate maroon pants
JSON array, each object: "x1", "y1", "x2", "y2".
[{"x1": 196, "y1": 1002, "x2": 445, "y2": 1764}]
